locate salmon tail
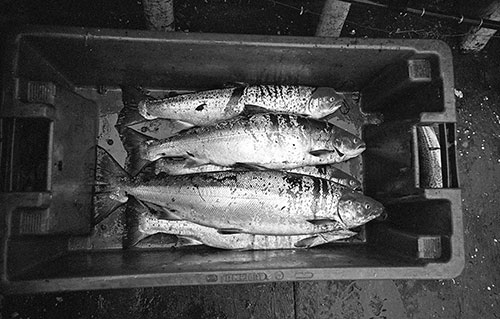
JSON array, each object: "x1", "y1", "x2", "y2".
[
  {"x1": 120, "y1": 127, "x2": 154, "y2": 176},
  {"x1": 123, "y1": 197, "x2": 153, "y2": 248},
  {"x1": 116, "y1": 106, "x2": 147, "y2": 129},
  {"x1": 116, "y1": 85, "x2": 156, "y2": 128},
  {"x1": 94, "y1": 147, "x2": 130, "y2": 224},
  {"x1": 120, "y1": 85, "x2": 154, "y2": 108},
  {"x1": 116, "y1": 85, "x2": 154, "y2": 128}
]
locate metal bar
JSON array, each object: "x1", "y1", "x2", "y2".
[{"x1": 341, "y1": 0, "x2": 500, "y2": 31}]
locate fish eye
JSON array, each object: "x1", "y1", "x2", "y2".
[
  {"x1": 329, "y1": 97, "x2": 336, "y2": 102},
  {"x1": 365, "y1": 204, "x2": 371, "y2": 209},
  {"x1": 346, "y1": 200, "x2": 352, "y2": 205}
]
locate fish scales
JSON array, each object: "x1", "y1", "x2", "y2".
[
  {"x1": 123, "y1": 170, "x2": 345, "y2": 235},
  {"x1": 136, "y1": 85, "x2": 344, "y2": 126},
  {"x1": 154, "y1": 160, "x2": 362, "y2": 190},
  {"x1": 139, "y1": 87, "x2": 243, "y2": 123},
  {"x1": 240, "y1": 85, "x2": 314, "y2": 115},
  {"x1": 96, "y1": 148, "x2": 383, "y2": 236},
  {"x1": 140, "y1": 113, "x2": 365, "y2": 170},
  {"x1": 287, "y1": 165, "x2": 362, "y2": 190},
  {"x1": 130, "y1": 204, "x2": 357, "y2": 250}
]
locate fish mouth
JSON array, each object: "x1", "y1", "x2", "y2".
[
  {"x1": 375, "y1": 211, "x2": 388, "y2": 221},
  {"x1": 357, "y1": 141, "x2": 367, "y2": 151}
]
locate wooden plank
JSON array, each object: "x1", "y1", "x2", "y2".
[
  {"x1": 143, "y1": 0, "x2": 175, "y2": 31},
  {"x1": 461, "y1": 1, "x2": 500, "y2": 52},
  {"x1": 316, "y1": 0, "x2": 351, "y2": 37}
]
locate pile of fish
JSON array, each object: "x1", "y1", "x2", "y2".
[{"x1": 95, "y1": 84, "x2": 384, "y2": 250}]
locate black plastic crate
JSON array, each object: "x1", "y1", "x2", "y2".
[{"x1": 0, "y1": 26, "x2": 463, "y2": 293}]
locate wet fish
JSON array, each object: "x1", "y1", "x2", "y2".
[
  {"x1": 122, "y1": 113, "x2": 366, "y2": 176},
  {"x1": 154, "y1": 159, "x2": 362, "y2": 190},
  {"x1": 95, "y1": 148, "x2": 383, "y2": 235},
  {"x1": 124, "y1": 198, "x2": 357, "y2": 249},
  {"x1": 417, "y1": 126, "x2": 443, "y2": 188},
  {"x1": 287, "y1": 166, "x2": 362, "y2": 190},
  {"x1": 154, "y1": 158, "x2": 233, "y2": 175},
  {"x1": 119, "y1": 85, "x2": 344, "y2": 128}
]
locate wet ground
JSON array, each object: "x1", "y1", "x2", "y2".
[{"x1": 1, "y1": 0, "x2": 500, "y2": 318}]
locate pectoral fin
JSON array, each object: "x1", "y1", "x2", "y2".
[
  {"x1": 171, "y1": 120, "x2": 196, "y2": 131},
  {"x1": 306, "y1": 218, "x2": 338, "y2": 226},
  {"x1": 320, "y1": 230, "x2": 357, "y2": 241},
  {"x1": 184, "y1": 152, "x2": 210, "y2": 168},
  {"x1": 294, "y1": 235, "x2": 322, "y2": 248},
  {"x1": 144, "y1": 203, "x2": 184, "y2": 220},
  {"x1": 309, "y1": 149, "x2": 335, "y2": 157},
  {"x1": 217, "y1": 228, "x2": 244, "y2": 235},
  {"x1": 294, "y1": 229, "x2": 357, "y2": 248},
  {"x1": 176, "y1": 236, "x2": 203, "y2": 247}
]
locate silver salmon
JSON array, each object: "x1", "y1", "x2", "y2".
[
  {"x1": 122, "y1": 113, "x2": 365, "y2": 175},
  {"x1": 287, "y1": 166, "x2": 362, "y2": 190},
  {"x1": 154, "y1": 159, "x2": 362, "y2": 190},
  {"x1": 95, "y1": 148, "x2": 383, "y2": 235},
  {"x1": 417, "y1": 126, "x2": 443, "y2": 188},
  {"x1": 134, "y1": 85, "x2": 343, "y2": 127},
  {"x1": 124, "y1": 198, "x2": 357, "y2": 249}
]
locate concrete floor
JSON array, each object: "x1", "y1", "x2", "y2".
[{"x1": 1, "y1": 1, "x2": 500, "y2": 318}]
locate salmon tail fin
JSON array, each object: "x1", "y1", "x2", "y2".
[
  {"x1": 123, "y1": 197, "x2": 153, "y2": 248},
  {"x1": 116, "y1": 106, "x2": 147, "y2": 128},
  {"x1": 116, "y1": 85, "x2": 156, "y2": 128},
  {"x1": 120, "y1": 127, "x2": 154, "y2": 176},
  {"x1": 94, "y1": 147, "x2": 130, "y2": 224},
  {"x1": 120, "y1": 85, "x2": 154, "y2": 108}
]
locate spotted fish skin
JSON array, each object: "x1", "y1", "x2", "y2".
[
  {"x1": 127, "y1": 201, "x2": 357, "y2": 249},
  {"x1": 139, "y1": 87, "x2": 243, "y2": 125},
  {"x1": 119, "y1": 170, "x2": 342, "y2": 235},
  {"x1": 139, "y1": 113, "x2": 365, "y2": 170},
  {"x1": 138, "y1": 85, "x2": 343, "y2": 126},
  {"x1": 287, "y1": 166, "x2": 362, "y2": 190},
  {"x1": 97, "y1": 149, "x2": 383, "y2": 236},
  {"x1": 154, "y1": 159, "x2": 362, "y2": 190},
  {"x1": 154, "y1": 159, "x2": 232, "y2": 176},
  {"x1": 417, "y1": 126, "x2": 443, "y2": 188}
]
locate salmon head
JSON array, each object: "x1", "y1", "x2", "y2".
[
  {"x1": 332, "y1": 131, "x2": 366, "y2": 160},
  {"x1": 307, "y1": 87, "x2": 344, "y2": 119},
  {"x1": 337, "y1": 191, "x2": 384, "y2": 228}
]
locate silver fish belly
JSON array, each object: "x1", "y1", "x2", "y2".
[
  {"x1": 141, "y1": 113, "x2": 365, "y2": 169},
  {"x1": 154, "y1": 159, "x2": 361, "y2": 190},
  {"x1": 130, "y1": 205, "x2": 357, "y2": 250},
  {"x1": 138, "y1": 85, "x2": 343, "y2": 125},
  {"x1": 123, "y1": 170, "x2": 346, "y2": 235}
]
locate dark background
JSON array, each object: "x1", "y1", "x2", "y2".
[{"x1": 1, "y1": 0, "x2": 500, "y2": 318}]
